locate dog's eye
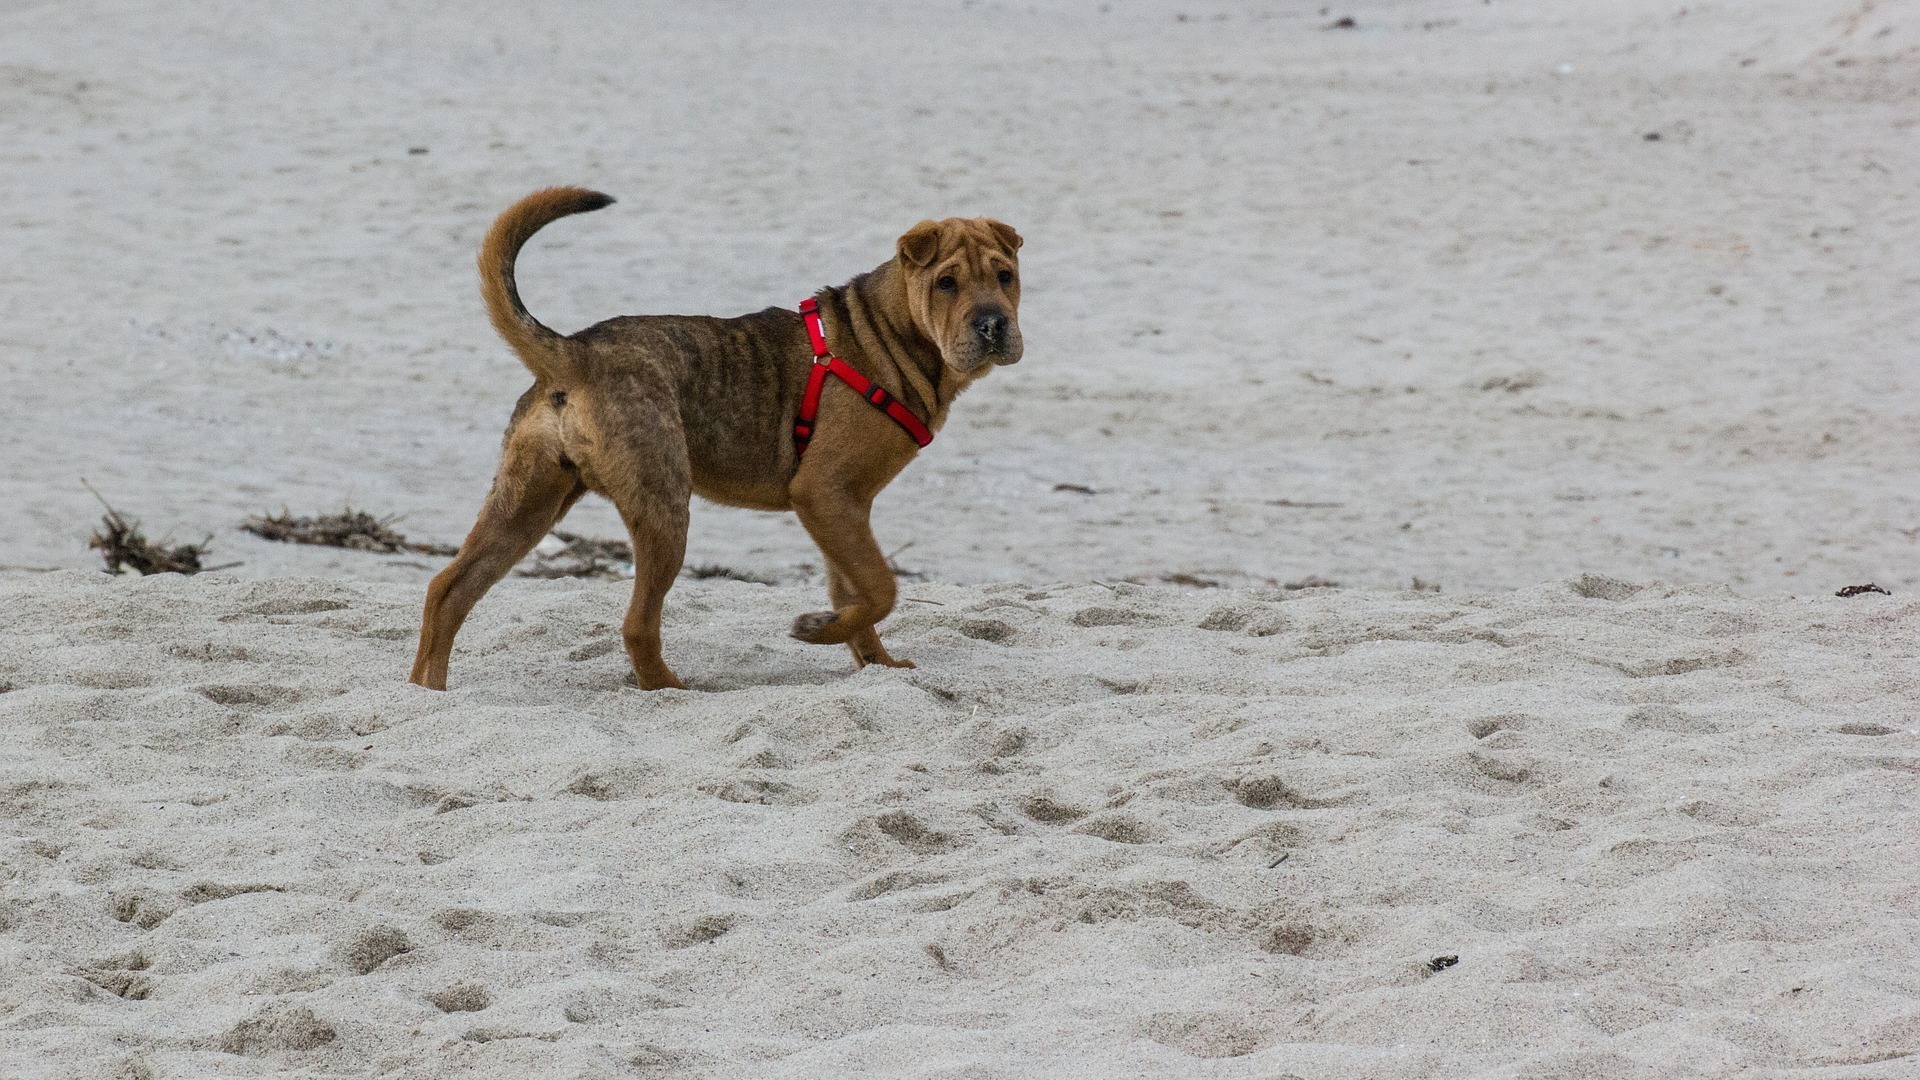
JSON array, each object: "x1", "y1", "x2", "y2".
[
  {"x1": 935, "y1": 275, "x2": 957, "y2": 293},
  {"x1": 997, "y1": 269, "x2": 1014, "y2": 286}
]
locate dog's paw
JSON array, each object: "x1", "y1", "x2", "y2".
[
  {"x1": 625, "y1": 667, "x2": 687, "y2": 691},
  {"x1": 790, "y1": 611, "x2": 840, "y2": 643}
]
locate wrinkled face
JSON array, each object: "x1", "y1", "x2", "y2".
[{"x1": 896, "y1": 217, "x2": 1023, "y2": 373}]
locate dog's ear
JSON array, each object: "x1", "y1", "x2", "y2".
[
  {"x1": 984, "y1": 219, "x2": 1023, "y2": 254},
  {"x1": 896, "y1": 221, "x2": 943, "y2": 268}
]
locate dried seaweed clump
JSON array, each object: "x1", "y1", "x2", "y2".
[
  {"x1": 685, "y1": 563, "x2": 778, "y2": 585},
  {"x1": 86, "y1": 483, "x2": 223, "y2": 576},
  {"x1": 517, "y1": 533, "x2": 782, "y2": 582},
  {"x1": 242, "y1": 508, "x2": 458, "y2": 556},
  {"x1": 517, "y1": 531, "x2": 634, "y2": 579}
]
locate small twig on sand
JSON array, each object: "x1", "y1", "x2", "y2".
[
  {"x1": 84, "y1": 480, "x2": 233, "y2": 575},
  {"x1": 887, "y1": 541, "x2": 928, "y2": 581}
]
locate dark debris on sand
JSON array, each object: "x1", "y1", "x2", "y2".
[
  {"x1": 517, "y1": 531, "x2": 634, "y2": 580},
  {"x1": 685, "y1": 562, "x2": 778, "y2": 585},
  {"x1": 242, "y1": 509, "x2": 459, "y2": 556},
  {"x1": 514, "y1": 533, "x2": 786, "y2": 583},
  {"x1": 85, "y1": 482, "x2": 228, "y2": 576}
]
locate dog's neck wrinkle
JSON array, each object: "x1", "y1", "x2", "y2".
[{"x1": 832, "y1": 265, "x2": 950, "y2": 426}]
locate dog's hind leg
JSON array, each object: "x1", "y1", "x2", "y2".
[
  {"x1": 828, "y1": 561, "x2": 914, "y2": 670},
  {"x1": 595, "y1": 412, "x2": 693, "y2": 691},
  {"x1": 410, "y1": 438, "x2": 582, "y2": 691}
]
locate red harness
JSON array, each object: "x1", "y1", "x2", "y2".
[{"x1": 793, "y1": 297, "x2": 934, "y2": 457}]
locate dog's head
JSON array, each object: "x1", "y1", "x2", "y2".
[{"x1": 895, "y1": 217, "x2": 1023, "y2": 373}]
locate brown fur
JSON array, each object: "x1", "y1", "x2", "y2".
[{"x1": 410, "y1": 187, "x2": 1023, "y2": 691}]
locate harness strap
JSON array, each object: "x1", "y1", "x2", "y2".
[{"x1": 794, "y1": 298, "x2": 934, "y2": 457}]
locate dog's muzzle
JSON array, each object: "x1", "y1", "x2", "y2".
[
  {"x1": 968, "y1": 309, "x2": 1021, "y2": 366},
  {"x1": 973, "y1": 311, "x2": 1010, "y2": 351}
]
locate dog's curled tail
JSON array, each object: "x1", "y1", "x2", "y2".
[{"x1": 478, "y1": 186, "x2": 615, "y2": 384}]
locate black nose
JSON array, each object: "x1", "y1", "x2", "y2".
[{"x1": 972, "y1": 312, "x2": 1008, "y2": 347}]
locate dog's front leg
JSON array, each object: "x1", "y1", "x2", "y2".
[
  {"x1": 827, "y1": 562, "x2": 915, "y2": 669},
  {"x1": 789, "y1": 480, "x2": 898, "y2": 650}
]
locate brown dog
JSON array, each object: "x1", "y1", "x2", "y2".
[{"x1": 409, "y1": 188, "x2": 1023, "y2": 691}]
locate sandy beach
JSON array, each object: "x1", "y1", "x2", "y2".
[
  {"x1": 4, "y1": 571, "x2": 1917, "y2": 1078},
  {"x1": 2, "y1": 0, "x2": 1917, "y2": 1076}
]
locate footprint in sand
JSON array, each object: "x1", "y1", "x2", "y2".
[
  {"x1": 663, "y1": 914, "x2": 736, "y2": 949},
  {"x1": 164, "y1": 642, "x2": 250, "y2": 661},
  {"x1": 1071, "y1": 812, "x2": 1152, "y2": 844},
  {"x1": 567, "y1": 638, "x2": 623, "y2": 662},
  {"x1": 1227, "y1": 775, "x2": 1314, "y2": 809},
  {"x1": 217, "y1": 1002, "x2": 337, "y2": 1057},
  {"x1": 78, "y1": 951, "x2": 153, "y2": 1000},
  {"x1": 1020, "y1": 795, "x2": 1090, "y2": 824},
  {"x1": 180, "y1": 881, "x2": 282, "y2": 905},
  {"x1": 1197, "y1": 604, "x2": 1287, "y2": 636},
  {"x1": 1623, "y1": 705, "x2": 1725, "y2": 734},
  {"x1": 698, "y1": 777, "x2": 804, "y2": 805},
  {"x1": 1070, "y1": 605, "x2": 1159, "y2": 628},
  {"x1": 1613, "y1": 652, "x2": 1744, "y2": 678},
  {"x1": 197, "y1": 684, "x2": 302, "y2": 708},
  {"x1": 339, "y1": 927, "x2": 412, "y2": 974},
  {"x1": 1571, "y1": 574, "x2": 1644, "y2": 601},
  {"x1": 1260, "y1": 923, "x2": 1318, "y2": 957},
  {"x1": 955, "y1": 617, "x2": 1016, "y2": 643},
  {"x1": 1142, "y1": 1012, "x2": 1265, "y2": 1059},
  {"x1": 239, "y1": 597, "x2": 350, "y2": 617},
  {"x1": 563, "y1": 763, "x2": 658, "y2": 800},
  {"x1": 874, "y1": 810, "x2": 955, "y2": 852},
  {"x1": 847, "y1": 870, "x2": 947, "y2": 902},
  {"x1": 428, "y1": 983, "x2": 491, "y2": 1013},
  {"x1": 1466, "y1": 714, "x2": 1535, "y2": 740},
  {"x1": 110, "y1": 892, "x2": 176, "y2": 930}
]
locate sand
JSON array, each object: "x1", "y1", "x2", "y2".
[
  {"x1": 3, "y1": 571, "x2": 1917, "y2": 1078},
  {"x1": 2, "y1": 0, "x2": 1918, "y2": 1076}
]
